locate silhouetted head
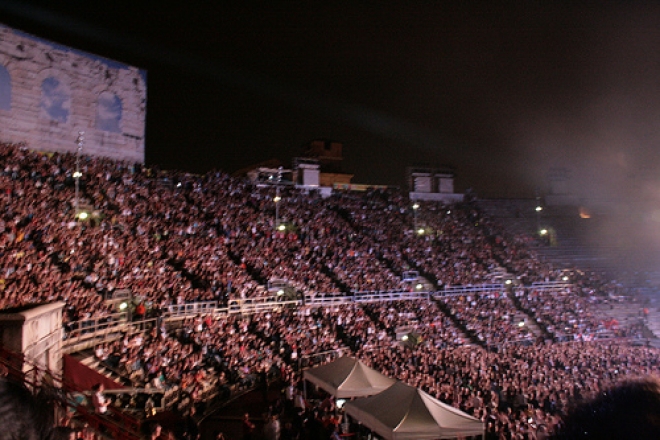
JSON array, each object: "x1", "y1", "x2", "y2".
[
  {"x1": 0, "y1": 377, "x2": 53, "y2": 440},
  {"x1": 554, "y1": 378, "x2": 660, "y2": 440}
]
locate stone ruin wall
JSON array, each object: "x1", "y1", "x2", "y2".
[{"x1": 0, "y1": 24, "x2": 146, "y2": 163}]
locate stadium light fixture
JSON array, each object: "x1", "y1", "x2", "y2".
[
  {"x1": 535, "y1": 206, "x2": 543, "y2": 212},
  {"x1": 540, "y1": 229, "x2": 548, "y2": 236}
]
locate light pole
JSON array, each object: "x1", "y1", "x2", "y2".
[
  {"x1": 535, "y1": 198, "x2": 543, "y2": 236},
  {"x1": 274, "y1": 186, "x2": 281, "y2": 230},
  {"x1": 74, "y1": 131, "x2": 84, "y2": 218},
  {"x1": 412, "y1": 202, "x2": 419, "y2": 233}
]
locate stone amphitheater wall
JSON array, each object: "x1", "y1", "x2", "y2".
[{"x1": 0, "y1": 23, "x2": 146, "y2": 163}]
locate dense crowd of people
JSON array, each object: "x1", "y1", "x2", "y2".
[
  {"x1": 0, "y1": 142, "x2": 616, "y2": 314},
  {"x1": 1, "y1": 141, "x2": 659, "y2": 439}
]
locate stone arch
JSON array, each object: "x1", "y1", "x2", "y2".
[
  {"x1": 39, "y1": 72, "x2": 72, "y2": 123},
  {"x1": 95, "y1": 90, "x2": 122, "y2": 133},
  {"x1": 0, "y1": 63, "x2": 11, "y2": 111}
]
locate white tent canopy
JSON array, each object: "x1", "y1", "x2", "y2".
[
  {"x1": 303, "y1": 356, "x2": 396, "y2": 398},
  {"x1": 344, "y1": 381, "x2": 484, "y2": 440}
]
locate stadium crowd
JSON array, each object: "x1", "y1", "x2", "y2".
[{"x1": 0, "y1": 142, "x2": 658, "y2": 439}]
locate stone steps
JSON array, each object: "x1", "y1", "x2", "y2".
[{"x1": 75, "y1": 351, "x2": 130, "y2": 386}]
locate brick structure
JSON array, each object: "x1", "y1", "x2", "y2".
[{"x1": 0, "y1": 23, "x2": 146, "y2": 163}]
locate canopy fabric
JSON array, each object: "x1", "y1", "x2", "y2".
[
  {"x1": 303, "y1": 356, "x2": 396, "y2": 398},
  {"x1": 344, "y1": 381, "x2": 484, "y2": 440}
]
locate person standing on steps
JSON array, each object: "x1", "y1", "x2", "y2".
[{"x1": 242, "y1": 412, "x2": 256, "y2": 440}]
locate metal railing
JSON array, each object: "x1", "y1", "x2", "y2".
[
  {"x1": 66, "y1": 280, "x2": 634, "y2": 362},
  {"x1": 0, "y1": 346, "x2": 142, "y2": 439},
  {"x1": 63, "y1": 312, "x2": 128, "y2": 352},
  {"x1": 529, "y1": 281, "x2": 572, "y2": 292},
  {"x1": 63, "y1": 317, "x2": 158, "y2": 353},
  {"x1": 165, "y1": 300, "x2": 219, "y2": 318},
  {"x1": 298, "y1": 347, "x2": 352, "y2": 371},
  {"x1": 435, "y1": 283, "x2": 505, "y2": 297},
  {"x1": 304, "y1": 293, "x2": 352, "y2": 306},
  {"x1": 353, "y1": 290, "x2": 430, "y2": 303},
  {"x1": 230, "y1": 298, "x2": 300, "y2": 315}
]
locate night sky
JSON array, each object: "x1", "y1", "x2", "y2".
[{"x1": 3, "y1": 1, "x2": 660, "y2": 203}]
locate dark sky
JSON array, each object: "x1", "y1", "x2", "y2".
[{"x1": 3, "y1": 1, "x2": 660, "y2": 201}]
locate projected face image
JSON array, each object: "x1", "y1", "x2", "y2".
[
  {"x1": 96, "y1": 91, "x2": 122, "y2": 133},
  {"x1": 41, "y1": 76, "x2": 70, "y2": 123}
]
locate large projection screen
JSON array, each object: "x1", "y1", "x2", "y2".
[{"x1": 0, "y1": 23, "x2": 146, "y2": 163}]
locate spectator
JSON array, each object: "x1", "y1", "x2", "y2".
[
  {"x1": 243, "y1": 412, "x2": 256, "y2": 440},
  {"x1": 91, "y1": 383, "x2": 108, "y2": 414}
]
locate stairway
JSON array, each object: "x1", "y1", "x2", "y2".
[
  {"x1": 477, "y1": 199, "x2": 619, "y2": 274},
  {"x1": 641, "y1": 295, "x2": 660, "y2": 347},
  {"x1": 72, "y1": 350, "x2": 133, "y2": 387}
]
